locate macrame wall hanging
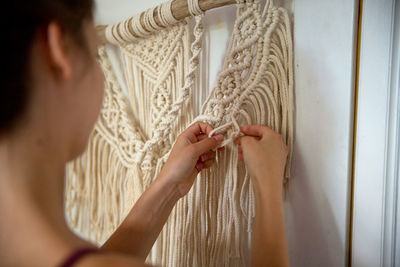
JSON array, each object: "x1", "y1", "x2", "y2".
[{"x1": 65, "y1": 0, "x2": 293, "y2": 266}]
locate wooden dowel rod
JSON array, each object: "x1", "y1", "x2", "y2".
[{"x1": 97, "y1": 0, "x2": 236, "y2": 44}]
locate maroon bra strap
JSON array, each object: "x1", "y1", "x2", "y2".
[{"x1": 59, "y1": 248, "x2": 101, "y2": 267}]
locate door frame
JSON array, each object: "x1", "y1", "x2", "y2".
[{"x1": 351, "y1": 0, "x2": 400, "y2": 266}]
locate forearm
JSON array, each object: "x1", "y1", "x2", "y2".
[
  {"x1": 251, "y1": 176, "x2": 289, "y2": 267},
  {"x1": 102, "y1": 176, "x2": 180, "y2": 260}
]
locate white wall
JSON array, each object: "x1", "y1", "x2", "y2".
[
  {"x1": 285, "y1": 0, "x2": 358, "y2": 266},
  {"x1": 94, "y1": 1, "x2": 358, "y2": 266}
]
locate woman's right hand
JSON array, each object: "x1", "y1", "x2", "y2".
[{"x1": 235, "y1": 125, "x2": 288, "y2": 192}]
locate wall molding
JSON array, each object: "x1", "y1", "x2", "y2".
[
  {"x1": 351, "y1": 0, "x2": 400, "y2": 266},
  {"x1": 382, "y1": 0, "x2": 400, "y2": 265}
]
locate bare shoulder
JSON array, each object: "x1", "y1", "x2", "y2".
[{"x1": 76, "y1": 252, "x2": 151, "y2": 267}]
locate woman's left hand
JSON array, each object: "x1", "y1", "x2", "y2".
[
  {"x1": 157, "y1": 122, "x2": 224, "y2": 198},
  {"x1": 104, "y1": 122, "x2": 223, "y2": 257}
]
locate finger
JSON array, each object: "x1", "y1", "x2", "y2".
[
  {"x1": 190, "y1": 135, "x2": 223, "y2": 158},
  {"x1": 238, "y1": 145, "x2": 242, "y2": 154},
  {"x1": 197, "y1": 122, "x2": 214, "y2": 136},
  {"x1": 197, "y1": 134, "x2": 208, "y2": 142},
  {"x1": 203, "y1": 158, "x2": 215, "y2": 168},
  {"x1": 236, "y1": 136, "x2": 257, "y2": 145},
  {"x1": 200, "y1": 151, "x2": 216, "y2": 162},
  {"x1": 185, "y1": 122, "x2": 214, "y2": 137},
  {"x1": 179, "y1": 123, "x2": 213, "y2": 144},
  {"x1": 199, "y1": 135, "x2": 224, "y2": 152},
  {"x1": 195, "y1": 161, "x2": 204, "y2": 172},
  {"x1": 240, "y1": 125, "x2": 270, "y2": 138},
  {"x1": 198, "y1": 158, "x2": 216, "y2": 170},
  {"x1": 238, "y1": 136, "x2": 258, "y2": 149},
  {"x1": 235, "y1": 136, "x2": 241, "y2": 145}
]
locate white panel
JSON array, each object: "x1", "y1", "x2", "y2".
[
  {"x1": 352, "y1": 0, "x2": 400, "y2": 266},
  {"x1": 284, "y1": 0, "x2": 357, "y2": 266}
]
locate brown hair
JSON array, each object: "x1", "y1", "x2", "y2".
[{"x1": 0, "y1": 0, "x2": 94, "y2": 135}]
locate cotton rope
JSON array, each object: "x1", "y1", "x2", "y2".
[
  {"x1": 188, "y1": 0, "x2": 203, "y2": 16},
  {"x1": 105, "y1": 0, "x2": 179, "y2": 44},
  {"x1": 66, "y1": 0, "x2": 293, "y2": 266}
]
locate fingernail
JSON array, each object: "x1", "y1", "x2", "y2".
[{"x1": 213, "y1": 135, "x2": 223, "y2": 142}]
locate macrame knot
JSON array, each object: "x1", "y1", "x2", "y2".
[
  {"x1": 136, "y1": 151, "x2": 145, "y2": 163},
  {"x1": 188, "y1": 0, "x2": 204, "y2": 17},
  {"x1": 208, "y1": 115, "x2": 242, "y2": 148},
  {"x1": 141, "y1": 153, "x2": 155, "y2": 171},
  {"x1": 159, "y1": 0, "x2": 179, "y2": 27}
]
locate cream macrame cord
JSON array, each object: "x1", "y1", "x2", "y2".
[{"x1": 66, "y1": 0, "x2": 293, "y2": 266}]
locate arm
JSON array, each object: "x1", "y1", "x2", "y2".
[
  {"x1": 236, "y1": 125, "x2": 290, "y2": 267},
  {"x1": 251, "y1": 173, "x2": 289, "y2": 267},
  {"x1": 102, "y1": 122, "x2": 223, "y2": 260},
  {"x1": 101, "y1": 176, "x2": 180, "y2": 259}
]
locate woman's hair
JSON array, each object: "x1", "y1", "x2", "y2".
[{"x1": 0, "y1": 0, "x2": 94, "y2": 135}]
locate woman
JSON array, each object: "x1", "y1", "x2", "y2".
[{"x1": 0, "y1": 0, "x2": 289, "y2": 266}]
